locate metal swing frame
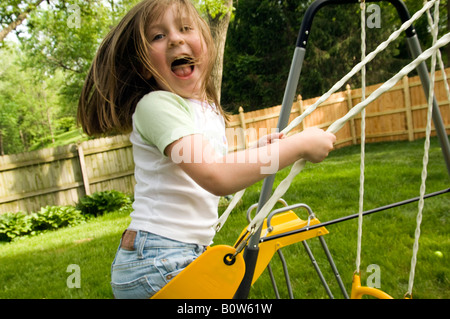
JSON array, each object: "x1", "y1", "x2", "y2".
[
  {"x1": 233, "y1": 0, "x2": 450, "y2": 299},
  {"x1": 245, "y1": 200, "x2": 349, "y2": 299}
]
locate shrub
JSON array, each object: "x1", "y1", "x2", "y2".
[
  {"x1": 55, "y1": 117, "x2": 76, "y2": 133},
  {"x1": 0, "y1": 190, "x2": 133, "y2": 242},
  {"x1": 0, "y1": 212, "x2": 32, "y2": 242},
  {"x1": 76, "y1": 190, "x2": 132, "y2": 217},
  {"x1": 0, "y1": 206, "x2": 86, "y2": 242},
  {"x1": 30, "y1": 206, "x2": 86, "y2": 232}
]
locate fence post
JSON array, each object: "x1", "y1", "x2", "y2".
[
  {"x1": 403, "y1": 75, "x2": 414, "y2": 142},
  {"x1": 238, "y1": 106, "x2": 247, "y2": 149},
  {"x1": 346, "y1": 84, "x2": 357, "y2": 144},
  {"x1": 297, "y1": 95, "x2": 305, "y2": 132},
  {"x1": 77, "y1": 144, "x2": 91, "y2": 196}
]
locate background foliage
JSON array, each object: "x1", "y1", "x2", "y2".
[
  {"x1": 0, "y1": 0, "x2": 139, "y2": 155},
  {"x1": 0, "y1": 0, "x2": 448, "y2": 154},
  {"x1": 221, "y1": 0, "x2": 449, "y2": 112}
]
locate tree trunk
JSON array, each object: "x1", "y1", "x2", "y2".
[{"x1": 206, "y1": 0, "x2": 233, "y2": 103}]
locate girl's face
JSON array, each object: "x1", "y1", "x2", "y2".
[{"x1": 146, "y1": 4, "x2": 208, "y2": 100}]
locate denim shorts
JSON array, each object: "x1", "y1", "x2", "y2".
[{"x1": 111, "y1": 230, "x2": 205, "y2": 299}]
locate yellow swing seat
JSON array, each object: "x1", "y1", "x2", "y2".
[
  {"x1": 350, "y1": 273, "x2": 393, "y2": 299},
  {"x1": 152, "y1": 208, "x2": 328, "y2": 299},
  {"x1": 151, "y1": 245, "x2": 245, "y2": 299}
]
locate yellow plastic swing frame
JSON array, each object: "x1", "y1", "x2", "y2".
[
  {"x1": 151, "y1": 209, "x2": 328, "y2": 299},
  {"x1": 350, "y1": 273, "x2": 393, "y2": 299}
]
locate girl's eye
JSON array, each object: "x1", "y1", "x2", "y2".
[
  {"x1": 182, "y1": 25, "x2": 193, "y2": 32},
  {"x1": 152, "y1": 34, "x2": 165, "y2": 41}
]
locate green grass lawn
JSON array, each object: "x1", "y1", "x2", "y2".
[{"x1": 0, "y1": 137, "x2": 448, "y2": 299}]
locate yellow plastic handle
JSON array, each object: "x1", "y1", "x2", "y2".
[{"x1": 351, "y1": 273, "x2": 394, "y2": 299}]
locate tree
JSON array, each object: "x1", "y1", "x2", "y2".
[
  {"x1": 0, "y1": 0, "x2": 45, "y2": 43},
  {"x1": 220, "y1": 0, "x2": 445, "y2": 113},
  {"x1": 196, "y1": 0, "x2": 234, "y2": 102},
  {"x1": 0, "y1": 45, "x2": 63, "y2": 154},
  {"x1": 0, "y1": 1, "x2": 140, "y2": 154},
  {"x1": 221, "y1": 0, "x2": 303, "y2": 112},
  {"x1": 19, "y1": 0, "x2": 139, "y2": 117}
]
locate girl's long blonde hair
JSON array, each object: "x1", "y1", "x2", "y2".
[{"x1": 78, "y1": 0, "x2": 224, "y2": 136}]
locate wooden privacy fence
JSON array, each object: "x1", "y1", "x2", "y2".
[
  {"x1": 0, "y1": 69, "x2": 449, "y2": 214},
  {"x1": 227, "y1": 69, "x2": 450, "y2": 151},
  {"x1": 0, "y1": 135, "x2": 134, "y2": 214}
]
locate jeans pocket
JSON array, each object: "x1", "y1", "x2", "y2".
[
  {"x1": 111, "y1": 276, "x2": 156, "y2": 299},
  {"x1": 111, "y1": 242, "x2": 160, "y2": 299}
]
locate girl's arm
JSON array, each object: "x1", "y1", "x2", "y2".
[{"x1": 165, "y1": 127, "x2": 336, "y2": 196}]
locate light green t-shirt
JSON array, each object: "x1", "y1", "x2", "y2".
[
  {"x1": 134, "y1": 91, "x2": 200, "y2": 156},
  {"x1": 128, "y1": 91, "x2": 228, "y2": 245}
]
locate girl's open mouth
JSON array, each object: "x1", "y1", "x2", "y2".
[{"x1": 171, "y1": 56, "x2": 196, "y2": 78}]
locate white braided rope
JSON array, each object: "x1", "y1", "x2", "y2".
[
  {"x1": 426, "y1": 7, "x2": 450, "y2": 106},
  {"x1": 356, "y1": 0, "x2": 366, "y2": 275},
  {"x1": 247, "y1": 32, "x2": 450, "y2": 233},
  {"x1": 212, "y1": 0, "x2": 441, "y2": 234},
  {"x1": 214, "y1": 189, "x2": 245, "y2": 232},
  {"x1": 406, "y1": 0, "x2": 440, "y2": 298},
  {"x1": 437, "y1": 49, "x2": 450, "y2": 103}
]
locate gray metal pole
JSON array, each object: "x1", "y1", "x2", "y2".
[
  {"x1": 248, "y1": 47, "x2": 307, "y2": 251},
  {"x1": 318, "y1": 237, "x2": 350, "y2": 299},
  {"x1": 233, "y1": 47, "x2": 306, "y2": 299},
  {"x1": 250, "y1": 47, "x2": 307, "y2": 247},
  {"x1": 302, "y1": 241, "x2": 334, "y2": 299},
  {"x1": 406, "y1": 35, "x2": 450, "y2": 177}
]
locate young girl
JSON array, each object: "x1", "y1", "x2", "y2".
[{"x1": 78, "y1": 0, "x2": 336, "y2": 299}]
